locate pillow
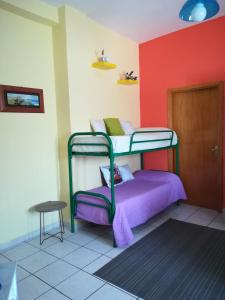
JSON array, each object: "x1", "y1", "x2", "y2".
[
  {"x1": 90, "y1": 120, "x2": 107, "y2": 133},
  {"x1": 100, "y1": 164, "x2": 122, "y2": 187},
  {"x1": 104, "y1": 118, "x2": 125, "y2": 136},
  {"x1": 118, "y1": 164, "x2": 135, "y2": 182},
  {"x1": 120, "y1": 120, "x2": 135, "y2": 135}
]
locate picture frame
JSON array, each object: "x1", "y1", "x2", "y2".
[{"x1": 0, "y1": 85, "x2": 44, "y2": 113}]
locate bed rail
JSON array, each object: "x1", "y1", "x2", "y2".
[
  {"x1": 73, "y1": 191, "x2": 113, "y2": 224},
  {"x1": 129, "y1": 129, "x2": 174, "y2": 151},
  {"x1": 68, "y1": 131, "x2": 112, "y2": 157}
]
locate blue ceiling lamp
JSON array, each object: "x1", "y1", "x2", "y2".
[{"x1": 179, "y1": 0, "x2": 220, "y2": 22}]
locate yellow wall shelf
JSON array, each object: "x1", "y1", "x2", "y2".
[
  {"x1": 117, "y1": 79, "x2": 139, "y2": 85},
  {"x1": 92, "y1": 62, "x2": 117, "y2": 70}
]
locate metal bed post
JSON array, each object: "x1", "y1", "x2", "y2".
[
  {"x1": 140, "y1": 153, "x2": 144, "y2": 170},
  {"x1": 175, "y1": 140, "x2": 179, "y2": 176},
  {"x1": 175, "y1": 140, "x2": 180, "y2": 206},
  {"x1": 68, "y1": 134, "x2": 75, "y2": 233}
]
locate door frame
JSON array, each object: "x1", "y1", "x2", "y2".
[{"x1": 168, "y1": 81, "x2": 224, "y2": 211}]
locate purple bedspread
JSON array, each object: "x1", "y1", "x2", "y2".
[{"x1": 76, "y1": 170, "x2": 187, "y2": 246}]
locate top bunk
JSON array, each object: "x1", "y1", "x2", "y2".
[{"x1": 68, "y1": 127, "x2": 178, "y2": 157}]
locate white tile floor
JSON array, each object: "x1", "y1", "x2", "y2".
[{"x1": 1, "y1": 203, "x2": 225, "y2": 300}]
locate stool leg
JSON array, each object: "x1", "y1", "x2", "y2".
[
  {"x1": 59, "y1": 210, "x2": 63, "y2": 242},
  {"x1": 40, "y1": 212, "x2": 42, "y2": 245},
  {"x1": 61, "y1": 209, "x2": 65, "y2": 234},
  {"x1": 43, "y1": 212, "x2": 46, "y2": 235}
]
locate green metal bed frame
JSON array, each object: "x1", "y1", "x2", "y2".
[{"x1": 68, "y1": 130, "x2": 179, "y2": 234}]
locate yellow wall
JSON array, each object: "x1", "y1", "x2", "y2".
[
  {"x1": 0, "y1": 2, "x2": 140, "y2": 247},
  {"x1": 0, "y1": 7, "x2": 59, "y2": 246},
  {"x1": 62, "y1": 6, "x2": 140, "y2": 192}
]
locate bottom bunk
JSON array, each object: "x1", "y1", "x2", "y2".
[{"x1": 74, "y1": 170, "x2": 187, "y2": 246}]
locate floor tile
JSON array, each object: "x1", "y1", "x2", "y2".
[
  {"x1": 87, "y1": 283, "x2": 136, "y2": 300},
  {"x1": 35, "y1": 259, "x2": 79, "y2": 286},
  {"x1": 84, "y1": 224, "x2": 111, "y2": 236},
  {"x1": 85, "y1": 236, "x2": 113, "y2": 254},
  {"x1": 186, "y1": 207, "x2": 218, "y2": 226},
  {"x1": 208, "y1": 221, "x2": 225, "y2": 231},
  {"x1": 16, "y1": 266, "x2": 30, "y2": 282},
  {"x1": 58, "y1": 228, "x2": 74, "y2": 239},
  {"x1": 18, "y1": 251, "x2": 57, "y2": 273},
  {"x1": 27, "y1": 235, "x2": 58, "y2": 249},
  {"x1": 106, "y1": 246, "x2": 126, "y2": 259},
  {"x1": 56, "y1": 270, "x2": 104, "y2": 300},
  {"x1": 168, "y1": 204, "x2": 200, "y2": 220},
  {"x1": 84, "y1": 255, "x2": 111, "y2": 274},
  {"x1": 208, "y1": 213, "x2": 225, "y2": 224},
  {"x1": 3, "y1": 243, "x2": 39, "y2": 261},
  {"x1": 44, "y1": 240, "x2": 80, "y2": 258},
  {"x1": 63, "y1": 247, "x2": 101, "y2": 269},
  {"x1": 0, "y1": 254, "x2": 10, "y2": 263},
  {"x1": 208, "y1": 213, "x2": 225, "y2": 230},
  {"x1": 18, "y1": 275, "x2": 50, "y2": 300},
  {"x1": 65, "y1": 229, "x2": 99, "y2": 246},
  {"x1": 36, "y1": 288, "x2": 70, "y2": 300},
  {"x1": 133, "y1": 227, "x2": 155, "y2": 243}
]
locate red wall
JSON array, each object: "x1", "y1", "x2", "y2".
[{"x1": 139, "y1": 16, "x2": 225, "y2": 205}]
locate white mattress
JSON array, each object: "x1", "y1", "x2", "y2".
[{"x1": 72, "y1": 127, "x2": 177, "y2": 154}]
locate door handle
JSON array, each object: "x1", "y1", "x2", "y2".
[{"x1": 211, "y1": 145, "x2": 219, "y2": 152}]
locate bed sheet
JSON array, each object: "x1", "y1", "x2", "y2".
[
  {"x1": 72, "y1": 127, "x2": 177, "y2": 154},
  {"x1": 75, "y1": 170, "x2": 187, "y2": 246}
]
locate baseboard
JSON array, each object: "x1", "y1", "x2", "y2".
[{"x1": 0, "y1": 221, "x2": 62, "y2": 252}]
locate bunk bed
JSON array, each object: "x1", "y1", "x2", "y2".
[{"x1": 68, "y1": 128, "x2": 187, "y2": 246}]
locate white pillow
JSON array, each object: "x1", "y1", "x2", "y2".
[
  {"x1": 118, "y1": 164, "x2": 134, "y2": 182},
  {"x1": 120, "y1": 120, "x2": 135, "y2": 135},
  {"x1": 100, "y1": 165, "x2": 123, "y2": 187},
  {"x1": 90, "y1": 120, "x2": 107, "y2": 133}
]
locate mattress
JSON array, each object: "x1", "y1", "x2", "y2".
[
  {"x1": 75, "y1": 170, "x2": 187, "y2": 246},
  {"x1": 72, "y1": 127, "x2": 177, "y2": 154}
]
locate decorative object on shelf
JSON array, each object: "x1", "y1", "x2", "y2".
[
  {"x1": 0, "y1": 85, "x2": 44, "y2": 113},
  {"x1": 179, "y1": 0, "x2": 220, "y2": 22},
  {"x1": 98, "y1": 49, "x2": 109, "y2": 62},
  {"x1": 125, "y1": 71, "x2": 138, "y2": 81},
  {"x1": 92, "y1": 49, "x2": 117, "y2": 70},
  {"x1": 117, "y1": 71, "x2": 139, "y2": 85}
]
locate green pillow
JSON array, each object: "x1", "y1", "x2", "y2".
[{"x1": 104, "y1": 118, "x2": 125, "y2": 136}]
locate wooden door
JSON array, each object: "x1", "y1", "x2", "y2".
[{"x1": 168, "y1": 82, "x2": 223, "y2": 211}]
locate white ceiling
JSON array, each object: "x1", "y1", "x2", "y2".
[{"x1": 42, "y1": 0, "x2": 225, "y2": 43}]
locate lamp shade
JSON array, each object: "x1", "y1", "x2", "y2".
[{"x1": 179, "y1": 0, "x2": 220, "y2": 22}]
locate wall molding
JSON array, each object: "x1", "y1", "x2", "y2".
[{"x1": 0, "y1": 221, "x2": 67, "y2": 252}]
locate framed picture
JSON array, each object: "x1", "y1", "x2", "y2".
[{"x1": 0, "y1": 85, "x2": 44, "y2": 113}]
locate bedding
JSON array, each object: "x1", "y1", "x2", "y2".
[
  {"x1": 100, "y1": 165, "x2": 123, "y2": 187},
  {"x1": 75, "y1": 170, "x2": 187, "y2": 246},
  {"x1": 90, "y1": 120, "x2": 107, "y2": 133},
  {"x1": 120, "y1": 120, "x2": 135, "y2": 135},
  {"x1": 104, "y1": 118, "x2": 125, "y2": 136},
  {"x1": 72, "y1": 127, "x2": 177, "y2": 154},
  {"x1": 118, "y1": 164, "x2": 134, "y2": 182}
]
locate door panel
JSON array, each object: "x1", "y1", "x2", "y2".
[{"x1": 168, "y1": 82, "x2": 223, "y2": 211}]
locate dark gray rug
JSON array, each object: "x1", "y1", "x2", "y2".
[{"x1": 95, "y1": 219, "x2": 225, "y2": 300}]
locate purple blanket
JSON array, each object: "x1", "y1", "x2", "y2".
[{"x1": 76, "y1": 170, "x2": 187, "y2": 246}]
